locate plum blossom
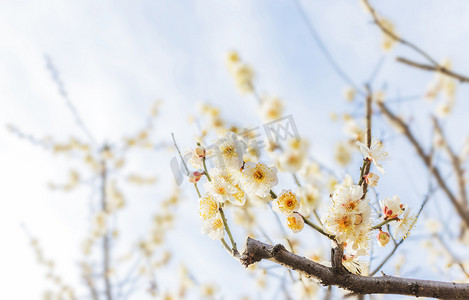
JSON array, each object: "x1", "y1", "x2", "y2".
[
  {"x1": 272, "y1": 190, "x2": 300, "y2": 215},
  {"x1": 286, "y1": 212, "x2": 305, "y2": 233},
  {"x1": 380, "y1": 196, "x2": 406, "y2": 220},
  {"x1": 241, "y1": 162, "x2": 278, "y2": 197},
  {"x1": 356, "y1": 139, "x2": 391, "y2": 174}
]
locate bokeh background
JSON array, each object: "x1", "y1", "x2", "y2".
[{"x1": 1, "y1": 0, "x2": 469, "y2": 299}]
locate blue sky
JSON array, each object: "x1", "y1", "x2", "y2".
[{"x1": 1, "y1": 0, "x2": 469, "y2": 299}]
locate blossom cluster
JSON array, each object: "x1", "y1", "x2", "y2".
[
  {"x1": 195, "y1": 132, "x2": 279, "y2": 240},
  {"x1": 189, "y1": 50, "x2": 418, "y2": 278}
]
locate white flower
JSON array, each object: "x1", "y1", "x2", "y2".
[
  {"x1": 272, "y1": 190, "x2": 300, "y2": 215},
  {"x1": 213, "y1": 132, "x2": 247, "y2": 170},
  {"x1": 425, "y1": 219, "x2": 441, "y2": 234},
  {"x1": 275, "y1": 150, "x2": 307, "y2": 172},
  {"x1": 230, "y1": 185, "x2": 247, "y2": 206},
  {"x1": 198, "y1": 193, "x2": 219, "y2": 221},
  {"x1": 207, "y1": 168, "x2": 246, "y2": 206},
  {"x1": 344, "y1": 119, "x2": 364, "y2": 141},
  {"x1": 331, "y1": 184, "x2": 364, "y2": 212},
  {"x1": 201, "y1": 214, "x2": 225, "y2": 240},
  {"x1": 334, "y1": 141, "x2": 353, "y2": 166},
  {"x1": 298, "y1": 185, "x2": 320, "y2": 215},
  {"x1": 203, "y1": 176, "x2": 237, "y2": 204},
  {"x1": 380, "y1": 196, "x2": 406, "y2": 219},
  {"x1": 209, "y1": 167, "x2": 241, "y2": 186},
  {"x1": 286, "y1": 212, "x2": 304, "y2": 233},
  {"x1": 356, "y1": 140, "x2": 391, "y2": 174},
  {"x1": 241, "y1": 162, "x2": 278, "y2": 197},
  {"x1": 343, "y1": 87, "x2": 356, "y2": 102},
  {"x1": 188, "y1": 153, "x2": 203, "y2": 169},
  {"x1": 342, "y1": 255, "x2": 368, "y2": 275},
  {"x1": 323, "y1": 185, "x2": 371, "y2": 247},
  {"x1": 393, "y1": 209, "x2": 417, "y2": 239},
  {"x1": 259, "y1": 96, "x2": 284, "y2": 122}
]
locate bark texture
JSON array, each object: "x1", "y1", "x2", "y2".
[{"x1": 240, "y1": 237, "x2": 469, "y2": 299}]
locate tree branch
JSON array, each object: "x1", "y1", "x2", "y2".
[
  {"x1": 432, "y1": 116, "x2": 467, "y2": 207},
  {"x1": 363, "y1": 0, "x2": 469, "y2": 84},
  {"x1": 101, "y1": 157, "x2": 113, "y2": 300},
  {"x1": 396, "y1": 57, "x2": 469, "y2": 84},
  {"x1": 377, "y1": 102, "x2": 469, "y2": 228},
  {"x1": 240, "y1": 237, "x2": 469, "y2": 299}
]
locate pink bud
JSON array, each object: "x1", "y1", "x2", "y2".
[{"x1": 189, "y1": 171, "x2": 204, "y2": 183}]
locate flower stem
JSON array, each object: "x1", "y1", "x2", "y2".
[
  {"x1": 372, "y1": 217, "x2": 398, "y2": 230},
  {"x1": 313, "y1": 210, "x2": 323, "y2": 226},
  {"x1": 301, "y1": 215, "x2": 336, "y2": 240},
  {"x1": 219, "y1": 206, "x2": 237, "y2": 253},
  {"x1": 194, "y1": 183, "x2": 201, "y2": 197},
  {"x1": 220, "y1": 238, "x2": 231, "y2": 253},
  {"x1": 202, "y1": 157, "x2": 211, "y2": 182},
  {"x1": 270, "y1": 190, "x2": 277, "y2": 199}
]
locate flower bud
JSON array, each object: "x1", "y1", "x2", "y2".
[
  {"x1": 377, "y1": 230, "x2": 390, "y2": 247},
  {"x1": 194, "y1": 146, "x2": 206, "y2": 158},
  {"x1": 365, "y1": 172, "x2": 380, "y2": 187},
  {"x1": 286, "y1": 212, "x2": 304, "y2": 233},
  {"x1": 189, "y1": 171, "x2": 204, "y2": 183}
]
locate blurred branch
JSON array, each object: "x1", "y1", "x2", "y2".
[
  {"x1": 292, "y1": 0, "x2": 365, "y2": 96},
  {"x1": 432, "y1": 117, "x2": 467, "y2": 206},
  {"x1": 101, "y1": 157, "x2": 113, "y2": 300},
  {"x1": 240, "y1": 237, "x2": 469, "y2": 298},
  {"x1": 396, "y1": 57, "x2": 469, "y2": 83},
  {"x1": 45, "y1": 55, "x2": 97, "y2": 145},
  {"x1": 362, "y1": 0, "x2": 469, "y2": 83},
  {"x1": 377, "y1": 102, "x2": 469, "y2": 228},
  {"x1": 362, "y1": 0, "x2": 437, "y2": 65},
  {"x1": 434, "y1": 234, "x2": 469, "y2": 279},
  {"x1": 83, "y1": 271, "x2": 99, "y2": 300},
  {"x1": 370, "y1": 186, "x2": 434, "y2": 276}
]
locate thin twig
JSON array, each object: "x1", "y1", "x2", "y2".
[
  {"x1": 292, "y1": 0, "x2": 365, "y2": 96},
  {"x1": 362, "y1": 0, "x2": 469, "y2": 84},
  {"x1": 396, "y1": 57, "x2": 469, "y2": 84},
  {"x1": 101, "y1": 157, "x2": 113, "y2": 300},
  {"x1": 370, "y1": 188, "x2": 434, "y2": 276},
  {"x1": 378, "y1": 102, "x2": 469, "y2": 228},
  {"x1": 45, "y1": 56, "x2": 97, "y2": 145},
  {"x1": 432, "y1": 117, "x2": 467, "y2": 207},
  {"x1": 362, "y1": 0, "x2": 437, "y2": 66}
]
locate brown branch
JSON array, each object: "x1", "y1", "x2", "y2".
[
  {"x1": 432, "y1": 117, "x2": 467, "y2": 207},
  {"x1": 240, "y1": 237, "x2": 469, "y2": 299},
  {"x1": 377, "y1": 102, "x2": 469, "y2": 228},
  {"x1": 358, "y1": 86, "x2": 373, "y2": 198},
  {"x1": 397, "y1": 57, "x2": 469, "y2": 84}
]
